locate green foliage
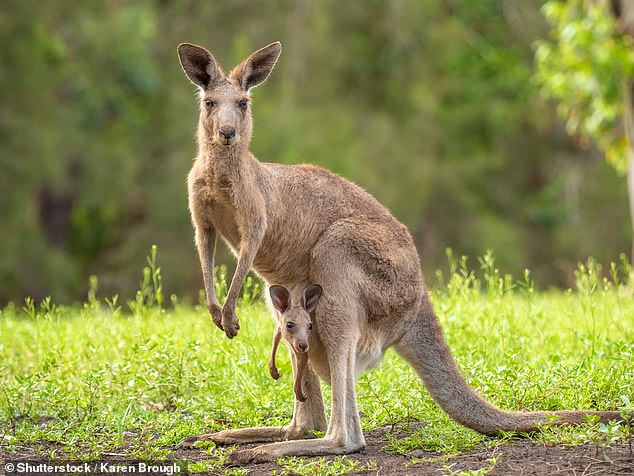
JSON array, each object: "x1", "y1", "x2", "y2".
[
  {"x1": 534, "y1": 0, "x2": 634, "y2": 172},
  {"x1": 127, "y1": 244, "x2": 164, "y2": 314},
  {"x1": 0, "y1": 0, "x2": 631, "y2": 304}
]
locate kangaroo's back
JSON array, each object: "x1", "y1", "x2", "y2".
[{"x1": 251, "y1": 161, "x2": 415, "y2": 286}]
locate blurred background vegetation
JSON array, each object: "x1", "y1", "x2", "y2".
[{"x1": 0, "y1": 0, "x2": 631, "y2": 304}]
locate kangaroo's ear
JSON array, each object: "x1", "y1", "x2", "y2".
[
  {"x1": 178, "y1": 43, "x2": 219, "y2": 90},
  {"x1": 269, "y1": 285, "x2": 290, "y2": 313},
  {"x1": 303, "y1": 284, "x2": 322, "y2": 314},
  {"x1": 230, "y1": 41, "x2": 282, "y2": 92}
]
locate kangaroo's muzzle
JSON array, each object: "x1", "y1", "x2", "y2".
[{"x1": 219, "y1": 126, "x2": 237, "y2": 145}]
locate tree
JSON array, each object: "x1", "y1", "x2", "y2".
[{"x1": 535, "y1": 0, "x2": 634, "y2": 258}]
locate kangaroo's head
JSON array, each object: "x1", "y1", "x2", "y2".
[
  {"x1": 269, "y1": 284, "x2": 322, "y2": 354},
  {"x1": 177, "y1": 42, "x2": 281, "y2": 150}
]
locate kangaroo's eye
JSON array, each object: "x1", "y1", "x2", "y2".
[
  {"x1": 286, "y1": 322, "x2": 295, "y2": 329},
  {"x1": 308, "y1": 323, "x2": 313, "y2": 330},
  {"x1": 239, "y1": 99, "x2": 248, "y2": 109},
  {"x1": 204, "y1": 99, "x2": 214, "y2": 109}
]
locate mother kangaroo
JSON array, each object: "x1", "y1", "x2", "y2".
[{"x1": 176, "y1": 41, "x2": 620, "y2": 465}]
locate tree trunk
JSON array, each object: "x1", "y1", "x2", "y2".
[{"x1": 624, "y1": 82, "x2": 634, "y2": 261}]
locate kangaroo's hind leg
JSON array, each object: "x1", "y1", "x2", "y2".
[{"x1": 292, "y1": 351, "x2": 309, "y2": 402}]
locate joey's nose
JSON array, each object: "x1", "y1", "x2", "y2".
[
  {"x1": 297, "y1": 342, "x2": 308, "y2": 352},
  {"x1": 219, "y1": 127, "x2": 237, "y2": 143}
]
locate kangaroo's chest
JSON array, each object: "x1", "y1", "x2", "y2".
[{"x1": 190, "y1": 179, "x2": 242, "y2": 252}]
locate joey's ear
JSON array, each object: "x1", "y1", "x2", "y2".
[
  {"x1": 269, "y1": 285, "x2": 290, "y2": 313},
  {"x1": 177, "y1": 43, "x2": 219, "y2": 90},
  {"x1": 303, "y1": 284, "x2": 323, "y2": 314},
  {"x1": 230, "y1": 41, "x2": 282, "y2": 91}
]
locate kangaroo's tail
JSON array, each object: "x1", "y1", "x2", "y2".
[{"x1": 393, "y1": 293, "x2": 621, "y2": 436}]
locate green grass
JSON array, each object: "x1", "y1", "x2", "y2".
[
  {"x1": 275, "y1": 456, "x2": 376, "y2": 476},
  {"x1": 0, "y1": 251, "x2": 633, "y2": 471}
]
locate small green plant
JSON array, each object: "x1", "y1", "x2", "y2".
[
  {"x1": 186, "y1": 447, "x2": 234, "y2": 472},
  {"x1": 438, "y1": 248, "x2": 480, "y2": 300},
  {"x1": 240, "y1": 273, "x2": 264, "y2": 306},
  {"x1": 619, "y1": 396, "x2": 633, "y2": 456},
  {"x1": 581, "y1": 413, "x2": 624, "y2": 462},
  {"x1": 188, "y1": 460, "x2": 216, "y2": 474},
  {"x1": 478, "y1": 250, "x2": 514, "y2": 298},
  {"x1": 406, "y1": 455, "x2": 449, "y2": 467},
  {"x1": 85, "y1": 275, "x2": 100, "y2": 311},
  {"x1": 128, "y1": 244, "x2": 164, "y2": 314},
  {"x1": 596, "y1": 420, "x2": 623, "y2": 462},
  {"x1": 104, "y1": 294, "x2": 121, "y2": 316},
  {"x1": 575, "y1": 258, "x2": 603, "y2": 296},
  {"x1": 224, "y1": 467, "x2": 249, "y2": 476}
]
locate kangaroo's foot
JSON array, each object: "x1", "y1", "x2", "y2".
[
  {"x1": 177, "y1": 424, "x2": 319, "y2": 449},
  {"x1": 225, "y1": 436, "x2": 366, "y2": 465}
]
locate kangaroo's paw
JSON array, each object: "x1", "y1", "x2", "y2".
[
  {"x1": 208, "y1": 303, "x2": 223, "y2": 330},
  {"x1": 221, "y1": 306, "x2": 240, "y2": 338},
  {"x1": 176, "y1": 435, "x2": 211, "y2": 450}
]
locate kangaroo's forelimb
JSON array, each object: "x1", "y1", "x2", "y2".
[
  {"x1": 194, "y1": 225, "x2": 223, "y2": 329},
  {"x1": 221, "y1": 217, "x2": 266, "y2": 338},
  {"x1": 269, "y1": 325, "x2": 282, "y2": 380}
]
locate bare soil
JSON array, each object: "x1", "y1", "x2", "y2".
[{"x1": 2, "y1": 425, "x2": 632, "y2": 475}]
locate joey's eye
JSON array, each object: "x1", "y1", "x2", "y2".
[
  {"x1": 204, "y1": 99, "x2": 214, "y2": 109},
  {"x1": 308, "y1": 323, "x2": 313, "y2": 330},
  {"x1": 286, "y1": 322, "x2": 295, "y2": 329},
  {"x1": 239, "y1": 99, "x2": 248, "y2": 109}
]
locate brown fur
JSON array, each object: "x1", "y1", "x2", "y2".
[{"x1": 176, "y1": 42, "x2": 623, "y2": 464}]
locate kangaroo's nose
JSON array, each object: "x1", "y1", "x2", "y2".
[
  {"x1": 297, "y1": 342, "x2": 308, "y2": 352},
  {"x1": 219, "y1": 127, "x2": 236, "y2": 140}
]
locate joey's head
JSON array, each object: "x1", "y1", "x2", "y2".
[
  {"x1": 177, "y1": 41, "x2": 282, "y2": 150},
  {"x1": 269, "y1": 284, "x2": 323, "y2": 354}
]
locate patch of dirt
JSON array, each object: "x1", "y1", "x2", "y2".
[{"x1": 2, "y1": 426, "x2": 632, "y2": 475}]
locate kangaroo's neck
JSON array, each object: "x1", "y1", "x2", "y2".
[{"x1": 197, "y1": 139, "x2": 256, "y2": 184}]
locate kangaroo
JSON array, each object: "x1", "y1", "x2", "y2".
[
  {"x1": 176, "y1": 41, "x2": 622, "y2": 465},
  {"x1": 268, "y1": 284, "x2": 322, "y2": 402}
]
